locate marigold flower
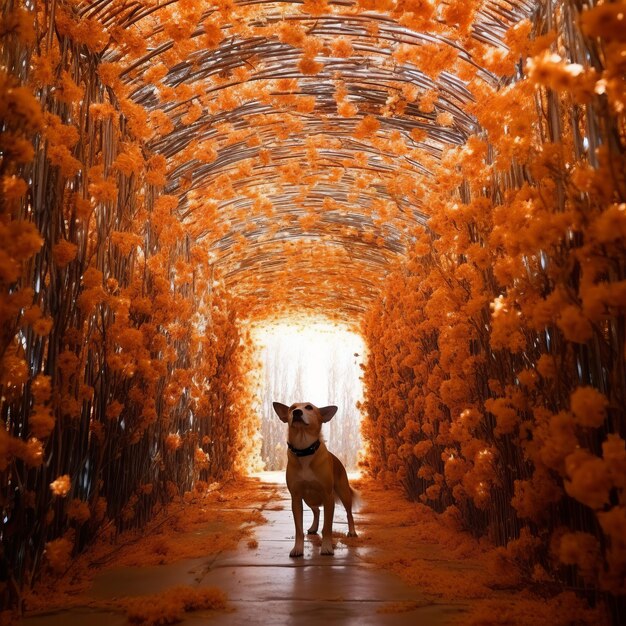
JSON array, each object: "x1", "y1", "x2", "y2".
[
  {"x1": 512, "y1": 470, "x2": 561, "y2": 521},
  {"x1": 52, "y1": 239, "x2": 78, "y2": 268},
  {"x1": 2, "y1": 175, "x2": 28, "y2": 208},
  {"x1": 535, "y1": 354, "x2": 556, "y2": 379},
  {"x1": 558, "y1": 532, "x2": 600, "y2": 579},
  {"x1": 32, "y1": 316, "x2": 53, "y2": 336},
  {"x1": 564, "y1": 450, "x2": 611, "y2": 510},
  {"x1": 436, "y1": 111, "x2": 454, "y2": 127},
  {"x1": 67, "y1": 499, "x2": 91, "y2": 524},
  {"x1": 0, "y1": 132, "x2": 35, "y2": 163},
  {"x1": 602, "y1": 434, "x2": 626, "y2": 488},
  {"x1": 29, "y1": 404, "x2": 55, "y2": 438},
  {"x1": 195, "y1": 447, "x2": 210, "y2": 469},
  {"x1": 31, "y1": 375, "x2": 51, "y2": 403},
  {"x1": 56, "y1": 71, "x2": 84, "y2": 104},
  {"x1": 202, "y1": 20, "x2": 224, "y2": 49},
  {"x1": 82, "y1": 267, "x2": 103, "y2": 288},
  {"x1": 0, "y1": 353, "x2": 29, "y2": 388},
  {"x1": 354, "y1": 115, "x2": 380, "y2": 139},
  {"x1": 580, "y1": 2, "x2": 626, "y2": 41},
  {"x1": 557, "y1": 305, "x2": 593, "y2": 343},
  {"x1": 570, "y1": 386, "x2": 608, "y2": 428},
  {"x1": 45, "y1": 537, "x2": 73, "y2": 573},
  {"x1": 298, "y1": 55, "x2": 323, "y2": 75},
  {"x1": 47, "y1": 145, "x2": 82, "y2": 177},
  {"x1": 484, "y1": 397, "x2": 518, "y2": 435},
  {"x1": 166, "y1": 433, "x2": 182, "y2": 452},
  {"x1": 278, "y1": 21, "x2": 307, "y2": 48},
  {"x1": 57, "y1": 350, "x2": 79, "y2": 376},
  {"x1": 106, "y1": 400, "x2": 124, "y2": 420},
  {"x1": 146, "y1": 154, "x2": 168, "y2": 186},
  {"x1": 50, "y1": 474, "x2": 71, "y2": 497},
  {"x1": 332, "y1": 37, "x2": 353, "y2": 58},
  {"x1": 592, "y1": 203, "x2": 626, "y2": 243}
]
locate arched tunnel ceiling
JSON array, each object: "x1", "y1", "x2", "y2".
[{"x1": 86, "y1": 0, "x2": 536, "y2": 320}]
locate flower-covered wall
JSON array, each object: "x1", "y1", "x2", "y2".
[
  {"x1": 360, "y1": 0, "x2": 626, "y2": 616},
  {"x1": 0, "y1": 0, "x2": 257, "y2": 605}
]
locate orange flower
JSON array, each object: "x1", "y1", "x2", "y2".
[
  {"x1": 570, "y1": 386, "x2": 608, "y2": 428},
  {"x1": 31, "y1": 374, "x2": 51, "y2": 403},
  {"x1": 484, "y1": 397, "x2": 518, "y2": 436},
  {"x1": 332, "y1": 37, "x2": 353, "y2": 58},
  {"x1": 47, "y1": 145, "x2": 82, "y2": 177},
  {"x1": 29, "y1": 316, "x2": 51, "y2": 336},
  {"x1": 2, "y1": 174, "x2": 28, "y2": 208},
  {"x1": 558, "y1": 532, "x2": 600, "y2": 579},
  {"x1": 353, "y1": 115, "x2": 380, "y2": 139},
  {"x1": 50, "y1": 474, "x2": 71, "y2": 497},
  {"x1": 580, "y1": 2, "x2": 626, "y2": 40},
  {"x1": 45, "y1": 537, "x2": 73, "y2": 573},
  {"x1": 166, "y1": 433, "x2": 182, "y2": 452},
  {"x1": 602, "y1": 435, "x2": 626, "y2": 488},
  {"x1": 106, "y1": 400, "x2": 124, "y2": 420},
  {"x1": 67, "y1": 499, "x2": 91, "y2": 524},
  {"x1": 21, "y1": 437, "x2": 44, "y2": 467},
  {"x1": 557, "y1": 305, "x2": 593, "y2": 343},
  {"x1": 202, "y1": 20, "x2": 224, "y2": 49},
  {"x1": 298, "y1": 55, "x2": 323, "y2": 75},
  {"x1": 52, "y1": 239, "x2": 78, "y2": 268},
  {"x1": 29, "y1": 405, "x2": 55, "y2": 438},
  {"x1": 564, "y1": 450, "x2": 611, "y2": 510}
]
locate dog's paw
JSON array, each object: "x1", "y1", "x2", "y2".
[
  {"x1": 346, "y1": 531, "x2": 358, "y2": 538},
  {"x1": 289, "y1": 546, "x2": 304, "y2": 558},
  {"x1": 320, "y1": 541, "x2": 334, "y2": 556}
]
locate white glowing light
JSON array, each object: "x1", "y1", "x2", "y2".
[{"x1": 251, "y1": 320, "x2": 365, "y2": 471}]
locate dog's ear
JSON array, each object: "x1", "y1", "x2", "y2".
[
  {"x1": 319, "y1": 406, "x2": 338, "y2": 422},
  {"x1": 273, "y1": 402, "x2": 290, "y2": 423}
]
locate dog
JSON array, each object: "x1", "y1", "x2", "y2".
[{"x1": 272, "y1": 401, "x2": 357, "y2": 557}]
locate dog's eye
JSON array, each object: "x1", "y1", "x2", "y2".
[{"x1": 305, "y1": 404, "x2": 313, "y2": 410}]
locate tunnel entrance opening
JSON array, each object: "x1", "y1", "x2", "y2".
[{"x1": 250, "y1": 319, "x2": 365, "y2": 472}]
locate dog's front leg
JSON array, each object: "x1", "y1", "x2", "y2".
[
  {"x1": 321, "y1": 495, "x2": 335, "y2": 555},
  {"x1": 290, "y1": 496, "x2": 304, "y2": 558}
]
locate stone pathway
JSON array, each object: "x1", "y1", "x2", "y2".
[{"x1": 21, "y1": 472, "x2": 466, "y2": 625}]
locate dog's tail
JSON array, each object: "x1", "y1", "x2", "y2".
[
  {"x1": 350, "y1": 486, "x2": 361, "y2": 512},
  {"x1": 335, "y1": 486, "x2": 361, "y2": 511}
]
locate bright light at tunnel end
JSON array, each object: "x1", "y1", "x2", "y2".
[{"x1": 249, "y1": 317, "x2": 366, "y2": 471}]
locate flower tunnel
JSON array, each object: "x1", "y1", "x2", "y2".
[{"x1": 1, "y1": 0, "x2": 625, "y2": 621}]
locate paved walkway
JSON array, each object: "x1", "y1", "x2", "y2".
[{"x1": 21, "y1": 473, "x2": 465, "y2": 625}]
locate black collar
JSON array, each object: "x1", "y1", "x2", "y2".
[{"x1": 287, "y1": 439, "x2": 321, "y2": 457}]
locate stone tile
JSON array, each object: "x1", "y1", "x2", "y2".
[
  {"x1": 197, "y1": 564, "x2": 422, "y2": 603},
  {"x1": 88, "y1": 557, "x2": 215, "y2": 600},
  {"x1": 187, "y1": 600, "x2": 467, "y2": 626}
]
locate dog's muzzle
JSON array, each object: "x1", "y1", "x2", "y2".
[{"x1": 291, "y1": 409, "x2": 304, "y2": 423}]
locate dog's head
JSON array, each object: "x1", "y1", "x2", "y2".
[{"x1": 272, "y1": 402, "x2": 337, "y2": 435}]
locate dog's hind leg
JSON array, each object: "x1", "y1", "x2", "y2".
[
  {"x1": 336, "y1": 485, "x2": 357, "y2": 537},
  {"x1": 333, "y1": 460, "x2": 358, "y2": 537},
  {"x1": 321, "y1": 495, "x2": 335, "y2": 555},
  {"x1": 345, "y1": 496, "x2": 357, "y2": 538},
  {"x1": 307, "y1": 506, "x2": 320, "y2": 535}
]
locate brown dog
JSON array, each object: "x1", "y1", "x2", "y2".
[{"x1": 273, "y1": 402, "x2": 357, "y2": 557}]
